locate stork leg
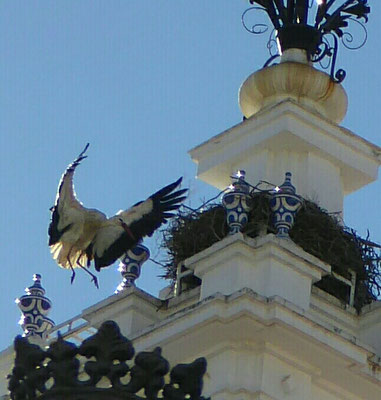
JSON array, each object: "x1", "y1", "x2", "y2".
[
  {"x1": 70, "y1": 268, "x2": 76, "y2": 284},
  {"x1": 66, "y1": 247, "x2": 76, "y2": 284},
  {"x1": 76, "y1": 254, "x2": 99, "y2": 289}
]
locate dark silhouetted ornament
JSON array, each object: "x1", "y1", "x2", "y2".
[{"x1": 8, "y1": 320, "x2": 210, "y2": 400}]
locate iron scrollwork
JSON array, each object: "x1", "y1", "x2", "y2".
[
  {"x1": 8, "y1": 320, "x2": 210, "y2": 400},
  {"x1": 242, "y1": 0, "x2": 370, "y2": 82}
]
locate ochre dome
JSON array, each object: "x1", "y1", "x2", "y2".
[{"x1": 239, "y1": 59, "x2": 348, "y2": 124}]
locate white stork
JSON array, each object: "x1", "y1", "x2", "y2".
[{"x1": 48, "y1": 144, "x2": 187, "y2": 288}]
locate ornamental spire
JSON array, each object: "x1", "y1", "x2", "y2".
[{"x1": 15, "y1": 274, "x2": 55, "y2": 341}]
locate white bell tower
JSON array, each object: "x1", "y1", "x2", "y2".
[
  {"x1": 1, "y1": 2, "x2": 381, "y2": 400},
  {"x1": 190, "y1": 49, "x2": 380, "y2": 215}
]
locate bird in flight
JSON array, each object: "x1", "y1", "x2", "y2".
[{"x1": 48, "y1": 144, "x2": 187, "y2": 288}]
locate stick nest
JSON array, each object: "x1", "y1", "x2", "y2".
[{"x1": 160, "y1": 192, "x2": 381, "y2": 312}]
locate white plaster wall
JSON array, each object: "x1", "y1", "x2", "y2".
[
  {"x1": 261, "y1": 352, "x2": 312, "y2": 400},
  {"x1": 80, "y1": 288, "x2": 162, "y2": 338},
  {"x1": 203, "y1": 345, "x2": 354, "y2": 400},
  {"x1": 190, "y1": 101, "x2": 380, "y2": 215},
  {"x1": 188, "y1": 234, "x2": 329, "y2": 310},
  {"x1": 359, "y1": 303, "x2": 381, "y2": 358},
  {"x1": 304, "y1": 152, "x2": 343, "y2": 213},
  {"x1": 229, "y1": 146, "x2": 343, "y2": 214},
  {"x1": 311, "y1": 384, "x2": 347, "y2": 400},
  {"x1": 205, "y1": 348, "x2": 262, "y2": 395}
]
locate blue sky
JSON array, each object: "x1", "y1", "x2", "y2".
[{"x1": 0, "y1": 1, "x2": 380, "y2": 350}]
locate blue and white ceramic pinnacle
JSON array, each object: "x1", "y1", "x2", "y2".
[
  {"x1": 116, "y1": 243, "x2": 150, "y2": 292},
  {"x1": 222, "y1": 170, "x2": 252, "y2": 235},
  {"x1": 270, "y1": 172, "x2": 302, "y2": 238},
  {"x1": 16, "y1": 274, "x2": 55, "y2": 339}
]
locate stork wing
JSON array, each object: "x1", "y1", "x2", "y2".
[
  {"x1": 89, "y1": 177, "x2": 187, "y2": 271},
  {"x1": 48, "y1": 143, "x2": 90, "y2": 246}
]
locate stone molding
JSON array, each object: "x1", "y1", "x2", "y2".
[{"x1": 185, "y1": 233, "x2": 330, "y2": 309}]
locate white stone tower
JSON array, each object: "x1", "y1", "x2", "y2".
[
  {"x1": 1, "y1": 2, "x2": 381, "y2": 400},
  {"x1": 190, "y1": 48, "x2": 379, "y2": 216}
]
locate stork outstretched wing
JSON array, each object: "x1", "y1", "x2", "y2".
[
  {"x1": 48, "y1": 145, "x2": 187, "y2": 287},
  {"x1": 88, "y1": 178, "x2": 187, "y2": 271}
]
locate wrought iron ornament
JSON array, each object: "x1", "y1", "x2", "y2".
[
  {"x1": 242, "y1": 0, "x2": 370, "y2": 82},
  {"x1": 8, "y1": 320, "x2": 210, "y2": 400}
]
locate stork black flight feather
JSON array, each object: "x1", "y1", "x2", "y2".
[
  {"x1": 89, "y1": 178, "x2": 187, "y2": 271},
  {"x1": 48, "y1": 144, "x2": 187, "y2": 287}
]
